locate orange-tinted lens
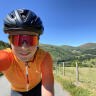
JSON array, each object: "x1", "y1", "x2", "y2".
[
  {"x1": 29, "y1": 35, "x2": 38, "y2": 46},
  {"x1": 9, "y1": 35, "x2": 38, "y2": 46}
]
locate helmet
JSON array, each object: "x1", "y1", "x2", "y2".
[{"x1": 3, "y1": 9, "x2": 44, "y2": 35}]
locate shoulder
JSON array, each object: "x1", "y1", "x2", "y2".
[
  {"x1": 36, "y1": 48, "x2": 46, "y2": 59},
  {"x1": 3, "y1": 48, "x2": 14, "y2": 58},
  {"x1": 2, "y1": 48, "x2": 14, "y2": 62},
  {"x1": 0, "y1": 48, "x2": 13, "y2": 57},
  {"x1": 37, "y1": 48, "x2": 52, "y2": 58},
  {"x1": 3, "y1": 48, "x2": 12, "y2": 53},
  {"x1": 37, "y1": 48, "x2": 46, "y2": 54},
  {"x1": 0, "y1": 48, "x2": 13, "y2": 71},
  {"x1": 35, "y1": 48, "x2": 52, "y2": 64},
  {"x1": 40, "y1": 49, "x2": 53, "y2": 68}
]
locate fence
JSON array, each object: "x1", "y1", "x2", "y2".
[
  {"x1": 54, "y1": 61, "x2": 96, "y2": 88},
  {"x1": 54, "y1": 61, "x2": 81, "y2": 83}
]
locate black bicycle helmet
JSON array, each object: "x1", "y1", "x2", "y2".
[{"x1": 3, "y1": 9, "x2": 44, "y2": 35}]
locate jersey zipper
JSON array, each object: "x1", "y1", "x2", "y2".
[{"x1": 25, "y1": 62, "x2": 29, "y2": 91}]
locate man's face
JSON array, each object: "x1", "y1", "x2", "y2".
[{"x1": 9, "y1": 31, "x2": 39, "y2": 62}]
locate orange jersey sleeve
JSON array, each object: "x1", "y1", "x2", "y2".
[
  {"x1": 41, "y1": 52, "x2": 54, "y2": 85},
  {"x1": 0, "y1": 50, "x2": 12, "y2": 71}
]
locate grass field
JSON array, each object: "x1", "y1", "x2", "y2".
[{"x1": 54, "y1": 67, "x2": 96, "y2": 96}]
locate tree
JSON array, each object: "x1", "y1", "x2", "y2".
[{"x1": 71, "y1": 60, "x2": 82, "y2": 67}]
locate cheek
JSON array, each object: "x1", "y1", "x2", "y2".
[
  {"x1": 29, "y1": 47, "x2": 37, "y2": 53},
  {"x1": 30, "y1": 46, "x2": 37, "y2": 50},
  {"x1": 28, "y1": 46, "x2": 37, "y2": 55},
  {"x1": 11, "y1": 44, "x2": 21, "y2": 53}
]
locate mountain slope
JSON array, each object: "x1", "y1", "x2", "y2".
[{"x1": 78, "y1": 43, "x2": 96, "y2": 49}]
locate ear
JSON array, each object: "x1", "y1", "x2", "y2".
[
  {"x1": 8, "y1": 38, "x2": 12, "y2": 49},
  {"x1": 8, "y1": 38, "x2": 11, "y2": 44}
]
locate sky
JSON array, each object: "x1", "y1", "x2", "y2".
[{"x1": 0, "y1": 0, "x2": 96, "y2": 47}]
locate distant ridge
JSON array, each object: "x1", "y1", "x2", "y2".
[{"x1": 78, "y1": 43, "x2": 96, "y2": 49}]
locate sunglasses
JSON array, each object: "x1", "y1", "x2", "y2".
[{"x1": 9, "y1": 35, "x2": 38, "y2": 47}]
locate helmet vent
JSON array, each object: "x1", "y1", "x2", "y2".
[
  {"x1": 21, "y1": 14, "x2": 26, "y2": 19},
  {"x1": 10, "y1": 13, "x2": 15, "y2": 18}
]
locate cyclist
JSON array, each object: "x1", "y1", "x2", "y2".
[{"x1": 0, "y1": 9, "x2": 54, "y2": 96}]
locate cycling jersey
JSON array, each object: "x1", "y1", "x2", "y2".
[{"x1": 0, "y1": 48, "x2": 54, "y2": 92}]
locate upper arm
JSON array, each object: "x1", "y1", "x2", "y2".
[
  {"x1": 41, "y1": 52, "x2": 54, "y2": 85},
  {"x1": 0, "y1": 50, "x2": 12, "y2": 71}
]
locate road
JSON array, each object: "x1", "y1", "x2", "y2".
[
  {"x1": 0, "y1": 76, "x2": 11, "y2": 96},
  {"x1": 0, "y1": 76, "x2": 71, "y2": 96},
  {"x1": 54, "y1": 81, "x2": 71, "y2": 96}
]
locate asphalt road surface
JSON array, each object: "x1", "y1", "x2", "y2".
[{"x1": 0, "y1": 76, "x2": 71, "y2": 96}]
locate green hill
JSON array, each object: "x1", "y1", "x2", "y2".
[
  {"x1": 78, "y1": 43, "x2": 96, "y2": 49},
  {"x1": 1, "y1": 41, "x2": 96, "y2": 63},
  {"x1": 39, "y1": 43, "x2": 96, "y2": 62},
  {"x1": 0, "y1": 41, "x2": 9, "y2": 50}
]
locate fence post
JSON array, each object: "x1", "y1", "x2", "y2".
[
  {"x1": 63, "y1": 62, "x2": 65, "y2": 76},
  {"x1": 76, "y1": 62, "x2": 79, "y2": 82},
  {"x1": 59, "y1": 62, "x2": 60, "y2": 74},
  {"x1": 56, "y1": 62, "x2": 57, "y2": 74}
]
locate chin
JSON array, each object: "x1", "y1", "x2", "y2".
[
  {"x1": 16, "y1": 54, "x2": 31, "y2": 62},
  {"x1": 19, "y1": 57, "x2": 30, "y2": 62},
  {"x1": 15, "y1": 52, "x2": 34, "y2": 62}
]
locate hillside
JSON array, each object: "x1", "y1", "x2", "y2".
[
  {"x1": 0, "y1": 41, "x2": 9, "y2": 50},
  {"x1": 39, "y1": 43, "x2": 96, "y2": 62},
  {"x1": 78, "y1": 43, "x2": 96, "y2": 49},
  {"x1": 1, "y1": 41, "x2": 96, "y2": 63},
  {"x1": 39, "y1": 44, "x2": 80, "y2": 62}
]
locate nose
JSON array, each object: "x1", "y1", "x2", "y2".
[{"x1": 21, "y1": 41, "x2": 29, "y2": 49}]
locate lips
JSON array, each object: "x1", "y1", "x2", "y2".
[{"x1": 19, "y1": 52, "x2": 31, "y2": 56}]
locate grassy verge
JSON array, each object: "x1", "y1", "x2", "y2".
[
  {"x1": 54, "y1": 74, "x2": 92, "y2": 96},
  {"x1": 57, "y1": 67, "x2": 96, "y2": 95}
]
